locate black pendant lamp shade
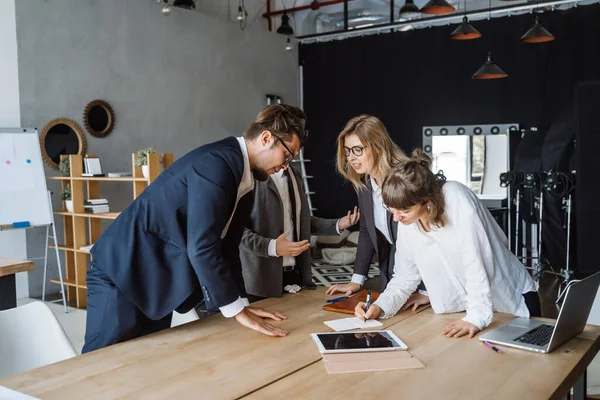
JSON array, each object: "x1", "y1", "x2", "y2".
[
  {"x1": 450, "y1": 16, "x2": 481, "y2": 40},
  {"x1": 421, "y1": 0, "x2": 456, "y2": 15},
  {"x1": 472, "y1": 52, "x2": 508, "y2": 79},
  {"x1": 521, "y1": 16, "x2": 555, "y2": 43},
  {"x1": 173, "y1": 0, "x2": 196, "y2": 9},
  {"x1": 277, "y1": 13, "x2": 294, "y2": 36},
  {"x1": 399, "y1": 0, "x2": 421, "y2": 19}
]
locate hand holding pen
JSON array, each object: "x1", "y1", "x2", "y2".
[
  {"x1": 364, "y1": 290, "x2": 372, "y2": 323},
  {"x1": 354, "y1": 290, "x2": 383, "y2": 321}
]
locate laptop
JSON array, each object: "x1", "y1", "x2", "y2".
[{"x1": 479, "y1": 271, "x2": 600, "y2": 353}]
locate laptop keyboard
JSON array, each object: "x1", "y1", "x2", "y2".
[{"x1": 514, "y1": 324, "x2": 554, "y2": 347}]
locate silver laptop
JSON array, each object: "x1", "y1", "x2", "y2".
[{"x1": 479, "y1": 271, "x2": 600, "y2": 353}]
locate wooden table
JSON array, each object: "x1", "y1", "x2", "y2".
[
  {"x1": 247, "y1": 308, "x2": 600, "y2": 400},
  {"x1": 0, "y1": 288, "x2": 598, "y2": 400},
  {"x1": 0, "y1": 257, "x2": 34, "y2": 310},
  {"x1": 0, "y1": 288, "x2": 426, "y2": 399}
]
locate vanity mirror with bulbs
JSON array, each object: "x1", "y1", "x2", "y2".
[{"x1": 422, "y1": 123, "x2": 520, "y2": 210}]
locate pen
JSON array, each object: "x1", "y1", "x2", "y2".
[
  {"x1": 325, "y1": 296, "x2": 349, "y2": 304},
  {"x1": 483, "y1": 341, "x2": 503, "y2": 354},
  {"x1": 364, "y1": 289, "x2": 372, "y2": 323}
]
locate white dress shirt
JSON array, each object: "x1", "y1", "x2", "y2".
[
  {"x1": 218, "y1": 137, "x2": 254, "y2": 318},
  {"x1": 351, "y1": 176, "x2": 393, "y2": 286},
  {"x1": 374, "y1": 181, "x2": 537, "y2": 330}
]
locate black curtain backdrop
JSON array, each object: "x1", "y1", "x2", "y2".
[{"x1": 300, "y1": 4, "x2": 600, "y2": 218}]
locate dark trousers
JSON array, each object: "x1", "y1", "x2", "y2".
[{"x1": 82, "y1": 262, "x2": 172, "y2": 354}]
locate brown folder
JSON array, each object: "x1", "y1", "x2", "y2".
[
  {"x1": 323, "y1": 290, "x2": 381, "y2": 315},
  {"x1": 322, "y1": 350, "x2": 425, "y2": 374}
]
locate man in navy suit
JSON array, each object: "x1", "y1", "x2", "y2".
[{"x1": 82, "y1": 104, "x2": 308, "y2": 353}]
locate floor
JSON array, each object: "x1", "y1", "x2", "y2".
[{"x1": 16, "y1": 269, "x2": 600, "y2": 395}]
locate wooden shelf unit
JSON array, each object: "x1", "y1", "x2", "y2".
[{"x1": 46, "y1": 152, "x2": 174, "y2": 309}]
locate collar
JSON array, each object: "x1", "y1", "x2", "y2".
[
  {"x1": 370, "y1": 175, "x2": 381, "y2": 193},
  {"x1": 236, "y1": 136, "x2": 254, "y2": 195}
]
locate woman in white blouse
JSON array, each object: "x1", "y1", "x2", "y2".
[{"x1": 355, "y1": 149, "x2": 540, "y2": 338}]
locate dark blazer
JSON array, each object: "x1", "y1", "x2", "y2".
[
  {"x1": 240, "y1": 167, "x2": 338, "y2": 297},
  {"x1": 354, "y1": 178, "x2": 398, "y2": 292},
  {"x1": 90, "y1": 137, "x2": 252, "y2": 320}
]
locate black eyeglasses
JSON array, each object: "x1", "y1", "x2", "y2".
[
  {"x1": 273, "y1": 133, "x2": 295, "y2": 165},
  {"x1": 344, "y1": 145, "x2": 367, "y2": 157}
]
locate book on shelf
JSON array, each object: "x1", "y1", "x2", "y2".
[
  {"x1": 84, "y1": 157, "x2": 103, "y2": 175},
  {"x1": 86, "y1": 199, "x2": 108, "y2": 205},
  {"x1": 107, "y1": 171, "x2": 133, "y2": 178},
  {"x1": 85, "y1": 205, "x2": 110, "y2": 213},
  {"x1": 82, "y1": 173, "x2": 106, "y2": 177}
]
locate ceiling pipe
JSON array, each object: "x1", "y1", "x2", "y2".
[
  {"x1": 296, "y1": 0, "x2": 584, "y2": 42},
  {"x1": 263, "y1": 0, "x2": 358, "y2": 31},
  {"x1": 267, "y1": 0, "x2": 272, "y2": 31}
]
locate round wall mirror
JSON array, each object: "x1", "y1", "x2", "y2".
[
  {"x1": 83, "y1": 99, "x2": 115, "y2": 138},
  {"x1": 40, "y1": 118, "x2": 87, "y2": 169}
]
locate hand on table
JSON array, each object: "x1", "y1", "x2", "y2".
[
  {"x1": 234, "y1": 307, "x2": 288, "y2": 337},
  {"x1": 441, "y1": 320, "x2": 480, "y2": 338}
]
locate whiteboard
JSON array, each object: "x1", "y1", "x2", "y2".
[{"x1": 0, "y1": 128, "x2": 52, "y2": 227}]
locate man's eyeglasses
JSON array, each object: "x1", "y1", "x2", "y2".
[
  {"x1": 344, "y1": 145, "x2": 367, "y2": 157},
  {"x1": 273, "y1": 133, "x2": 295, "y2": 165}
]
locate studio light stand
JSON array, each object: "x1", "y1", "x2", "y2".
[
  {"x1": 500, "y1": 171, "x2": 524, "y2": 255},
  {"x1": 542, "y1": 170, "x2": 577, "y2": 304},
  {"x1": 523, "y1": 171, "x2": 549, "y2": 280}
]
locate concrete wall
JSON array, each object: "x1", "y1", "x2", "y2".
[
  {"x1": 0, "y1": 0, "x2": 28, "y2": 299},
  {"x1": 15, "y1": 0, "x2": 298, "y2": 297}
]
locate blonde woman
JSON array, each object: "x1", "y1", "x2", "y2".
[
  {"x1": 326, "y1": 116, "x2": 429, "y2": 310},
  {"x1": 355, "y1": 150, "x2": 540, "y2": 338}
]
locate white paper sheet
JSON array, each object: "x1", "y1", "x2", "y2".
[
  {"x1": 0, "y1": 386, "x2": 40, "y2": 400},
  {"x1": 324, "y1": 317, "x2": 383, "y2": 332}
]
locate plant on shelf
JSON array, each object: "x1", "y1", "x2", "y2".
[
  {"x1": 61, "y1": 184, "x2": 73, "y2": 212},
  {"x1": 135, "y1": 147, "x2": 157, "y2": 178},
  {"x1": 134, "y1": 147, "x2": 157, "y2": 167},
  {"x1": 59, "y1": 157, "x2": 70, "y2": 177}
]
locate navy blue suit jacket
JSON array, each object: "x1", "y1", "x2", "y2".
[{"x1": 90, "y1": 137, "x2": 252, "y2": 320}]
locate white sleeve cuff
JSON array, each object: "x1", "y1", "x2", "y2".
[
  {"x1": 219, "y1": 297, "x2": 247, "y2": 318},
  {"x1": 268, "y1": 239, "x2": 279, "y2": 257},
  {"x1": 351, "y1": 274, "x2": 366, "y2": 286},
  {"x1": 418, "y1": 290, "x2": 428, "y2": 297},
  {"x1": 373, "y1": 300, "x2": 392, "y2": 319},
  {"x1": 462, "y1": 315, "x2": 486, "y2": 331},
  {"x1": 336, "y1": 220, "x2": 343, "y2": 235}
]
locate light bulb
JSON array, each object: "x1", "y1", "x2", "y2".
[
  {"x1": 161, "y1": 2, "x2": 172, "y2": 15},
  {"x1": 237, "y1": 6, "x2": 244, "y2": 21},
  {"x1": 285, "y1": 38, "x2": 293, "y2": 52}
]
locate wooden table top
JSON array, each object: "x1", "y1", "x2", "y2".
[
  {"x1": 0, "y1": 257, "x2": 34, "y2": 277},
  {"x1": 0, "y1": 287, "x2": 427, "y2": 400},
  {"x1": 246, "y1": 308, "x2": 600, "y2": 400}
]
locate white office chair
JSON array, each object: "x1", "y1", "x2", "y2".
[{"x1": 0, "y1": 301, "x2": 77, "y2": 379}]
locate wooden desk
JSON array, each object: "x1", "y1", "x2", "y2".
[
  {"x1": 0, "y1": 257, "x2": 34, "y2": 310},
  {"x1": 247, "y1": 309, "x2": 600, "y2": 400},
  {"x1": 0, "y1": 287, "x2": 427, "y2": 399},
  {"x1": 1, "y1": 288, "x2": 597, "y2": 400}
]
